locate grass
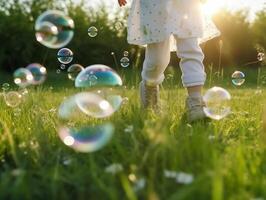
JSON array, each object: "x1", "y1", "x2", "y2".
[{"x1": 1, "y1": 70, "x2": 266, "y2": 200}]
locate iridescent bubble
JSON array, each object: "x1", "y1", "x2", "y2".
[
  {"x1": 67, "y1": 64, "x2": 84, "y2": 81},
  {"x1": 2, "y1": 83, "x2": 10, "y2": 91},
  {"x1": 58, "y1": 123, "x2": 114, "y2": 153},
  {"x1": 4, "y1": 91, "x2": 22, "y2": 108},
  {"x1": 26, "y1": 63, "x2": 47, "y2": 85},
  {"x1": 88, "y1": 26, "x2": 98, "y2": 37},
  {"x1": 120, "y1": 57, "x2": 130, "y2": 68},
  {"x1": 35, "y1": 10, "x2": 74, "y2": 49},
  {"x1": 231, "y1": 71, "x2": 245, "y2": 86},
  {"x1": 76, "y1": 90, "x2": 123, "y2": 118},
  {"x1": 123, "y1": 51, "x2": 129, "y2": 57},
  {"x1": 203, "y1": 87, "x2": 231, "y2": 120},
  {"x1": 75, "y1": 64, "x2": 122, "y2": 88},
  {"x1": 57, "y1": 48, "x2": 73, "y2": 64},
  {"x1": 13, "y1": 68, "x2": 33, "y2": 88},
  {"x1": 58, "y1": 93, "x2": 114, "y2": 153},
  {"x1": 258, "y1": 52, "x2": 265, "y2": 62},
  {"x1": 56, "y1": 69, "x2": 61, "y2": 74}
]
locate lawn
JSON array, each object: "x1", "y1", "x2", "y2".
[{"x1": 0, "y1": 73, "x2": 266, "y2": 200}]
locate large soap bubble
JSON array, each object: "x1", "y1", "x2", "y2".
[
  {"x1": 58, "y1": 92, "x2": 114, "y2": 153},
  {"x1": 75, "y1": 64, "x2": 122, "y2": 88},
  {"x1": 26, "y1": 63, "x2": 47, "y2": 85},
  {"x1": 203, "y1": 87, "x2": 231, "y2": 120},
  {"x1": 35, "y1": 10, "x2": 74, "y2": 49},
  {"x1": 13, "y1": 68, "x2": 33, "y2": 88},
  {"x1": 74, "y1": 64, "x2": 123, "y2": 118}
]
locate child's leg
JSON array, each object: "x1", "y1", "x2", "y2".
[
  {"x1": 140, "y1": 39, "x2": 171, "y2": 109},
  {"x1": 142, "y1": 39, "x2": 171, "y2": 86},
  {"x1": 175, "y1": 37, "x2": 206, "y2": 96},
  {"x1": 175, "y1": 37, "x2": 207, "y2": 121}
]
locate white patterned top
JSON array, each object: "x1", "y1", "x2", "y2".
[{"x1": 127, "y1": 0, "x2": 220, "y2": 51}]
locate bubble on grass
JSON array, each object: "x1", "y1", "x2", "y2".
[
  {"x1": 258, "y1": 52, "x2": 265, "y2": 62},
  {"x1": 26, "y1": 63, "x2": 47, "y2": 85},
  {"x1": 88, "y1": 26, "x2": 98, "y2": 37},
  {"x1": 13, "y1": 68, "x2": 33, "y2": 88},
  {"x1": 120, "y1": 57, "x2": 130, "y2": 68},
  {"x1": 57, "y1": 48, "x2": 73, "y2": 64},
  {"x1": 231, "y1": 71, "x2": 245, "y2": 86},
  {"x1": 75, "y1": 64, "x2": 122, "y2": 88},
  {"x1": 4, "y1": 91, "x2": 22, "y2": 108},
  {"x1": 2, "y1": 83, "x2": 10, "y2": 91},
  {"x1": 67, "y1": 64, "x2": 84, "y2": 81},
  {"x1": 105, "y1": 163, "x2": 123, "y2": 175},
  {"x1": 35, "y1": 10, "x2": 74, "y2": 49},
  {"x1": 56, "y1": 69, "x2": 61, "y2": 74},
  {"x1": 203, "y1": 87, "x2": 231, "y2": 120}
]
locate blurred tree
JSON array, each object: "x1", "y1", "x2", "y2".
[
  {"x1": 204, "y1": 9, "x2": 257, "y2": 67},
  {"x1": 252, "y1": 9, "x2": 266, "y2": 50},
  {"x1": 0, "y1": 0, "x2": 265, "y2": 73}
]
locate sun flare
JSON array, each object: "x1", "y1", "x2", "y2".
[{"x1": 202, "y1": 0, "x2": 242, "y2": 16}]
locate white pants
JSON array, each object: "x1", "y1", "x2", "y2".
[{"x1": 142, "y1": 36, "x2": 206, "y2": 87}]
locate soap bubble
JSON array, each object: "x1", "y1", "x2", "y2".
[
  {"x1": 60, "y1": 64, "x2": 66, "y2": 70},
  {"x1": 203, "y1": 87, "x2": 231, "y2": 120},
  {"x1": 75, "y1": 64, "x2": 122, "y2": 88},
  {"x1": 58, "y1": 93, "x2": 115, "y2": 152},
  {"x1": 35, "y1": 10, "x2": 74, "y2": 49},
  {"x1": 67, "y1": 64, "x2": 84, "y2": 81},
  {"x1": 75, "y1": 64, "x2": 123, "y2": 118},
  {"x1": 258, "y1": 52, "x2": 265, "y2": 62},
  {"x1": 4, "y1": 91, "x2": 22, "y2": 108},
  {"x1": 2, "y1": 83, "x2": 10, "y2": 91},
  {"x1": 13, "y1": 68, "x2": 33, "y2": 88},
  {"x1": 123, "y1": 51, "x2": 129, "y2": 57},
  {"x1": 88, "y1": 26, "x2": 98, "y2": 37},
  {"x1": 56, "y1": 69, "x2": 61, "y2": 74},
  {"x1": 57, "y1": 48, "x2": 73, "y2": 64},
  {"x1": 120, "y1": 57, "x2": 130, "y2": 68},
  {"x1": 60, "y1": 91, "x2": 122, "y2": 119},
  {"x1": 231, "y1": 71, "x2": 245, "y2": 86},
  {"x1": 26, "y1": 63, "x2": 47, "y2": 85},
  {"x1": 58, "y1": 123, "x2": 114, "y2": 153}
]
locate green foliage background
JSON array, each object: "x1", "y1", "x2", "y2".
[{"x1": 0, "y1": 0, "x2": 265, "y2": 73}]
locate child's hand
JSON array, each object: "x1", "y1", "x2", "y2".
[{"x1": 118, "y1": 0, "x2": 127, "y2": 7}]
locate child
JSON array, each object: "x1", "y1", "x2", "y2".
[{"x1": 118, "y1": 0, "x2": 220, "y2": 122}]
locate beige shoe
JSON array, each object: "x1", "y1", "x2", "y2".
[
  {"x1": 186, "y1": 96, "x2": 208, "y2": 122},
  {"x1": 139, "y1": 81, "x2": 160, "y2": 110}
]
